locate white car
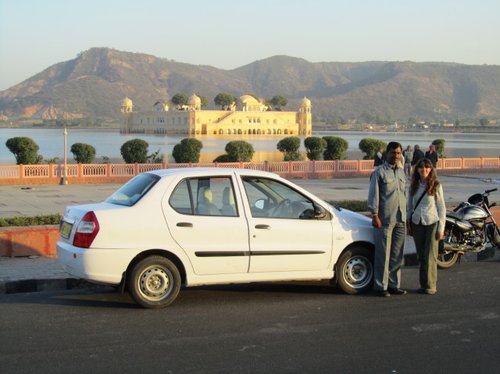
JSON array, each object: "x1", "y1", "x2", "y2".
[{"x1": 57, "y1": 168, "x2": 375, "y2": 308}]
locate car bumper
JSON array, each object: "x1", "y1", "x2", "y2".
[{"x1": 57, "y1": 241, "x2": 129, "y2": 285}]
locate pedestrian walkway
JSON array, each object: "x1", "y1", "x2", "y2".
[
  {"x1": 1, "y1": 172, "x2": 499, "y2": 218},
  {"x1": 0, "y1": 256, "x2": 95, "y2": 294}
]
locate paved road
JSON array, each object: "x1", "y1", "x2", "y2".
[
  {"x1": 1, "y1": 172, "x2": 499, "y2": 217},
  {"x1": 0, "y1": 257, "x2": 499, "y2": 373}
]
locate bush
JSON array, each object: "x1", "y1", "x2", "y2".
[
  {"x1": 213, "y1": 154, "x2": 232, "y2": 163},
  {"x1": 323, "y1": 136, "x2": 348, "y2": 160},
  {"x1": 304, "y1": 137, "x2": 326, "y2": 160},
  {"x1": 224, "y1": 141, "x2": 255, "y2": 162},
  {"x1": 277, "y1": 136, "x2": 302, "y2": 161},
  {"x1": 120, "y1": 139, "x2": 149, "y2": 163},
  {"x1": 432, "y1": 138, "x2": 446, "y2": 158},
  {"x1": 172, "y1": 138, "x2": 203, "y2": 163},
  {"x1": 359, "y1": 138, "x2": 387, "y2": 160},
  {"x1": 70, "y1": 142, "x2": 96, "y2": 163},
  {"x1": 5, "y1": 137, "x2": 43, "y2": 165},
  {"x1": 0, "y1": 214, "x2": 61, "y2": 227}
]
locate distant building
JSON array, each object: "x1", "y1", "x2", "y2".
[{"x1": 120, "y1": 94, "x2": 312, "y2": 136}]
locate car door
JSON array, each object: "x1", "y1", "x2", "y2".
[
  {"x1": 164, "y1": 175, "x2": 250, "y2": 275},
  {"x1": 241, "y1": 176, "x2": 333, "y2": 273}
]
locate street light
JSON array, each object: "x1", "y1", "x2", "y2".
[{"x1": 60, "y1": 127, "x2": 68, "y2": 185}]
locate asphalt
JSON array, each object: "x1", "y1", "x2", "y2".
[{"x1": 1, "y1": 171, "x2": 499, "y2": 295}]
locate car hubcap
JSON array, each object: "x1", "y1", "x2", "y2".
[
  {"x1": 343, "y1": 256, "x2": 372, "y2": 289},
  {"x1": 139, "y1": 266, "x2": 172, "y2": 301}
]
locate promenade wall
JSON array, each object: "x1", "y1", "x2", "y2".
[{"x1": 1, "y1": 157, "x2": 499, "y2": 185}]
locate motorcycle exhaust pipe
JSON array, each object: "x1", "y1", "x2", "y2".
[{"x1": 440, "y1": 241, "x2": 464, "y2": 252}]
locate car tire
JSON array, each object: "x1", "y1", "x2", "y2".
[
  {"x1": 128, "y1": 255, "x2": 181, "y2": 309},
  {"x1": 335, "y1": 246, "x2": 374, "y2": 294}
]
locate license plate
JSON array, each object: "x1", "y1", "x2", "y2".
[{"x1": 60, "y1": 221, "x2": 73, "y2": 239}]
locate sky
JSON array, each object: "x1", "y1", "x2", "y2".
[{"x1": 1, "y1": 0, "x2": 499, "y2": 91}]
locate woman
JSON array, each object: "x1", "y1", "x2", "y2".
[{"x1": 407, "y1": 158, "x2": 446, "y2": 295}]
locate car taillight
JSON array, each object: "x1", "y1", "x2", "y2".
[{"x1": 73, "y1": 211, "x2": 100, "y2": 248}]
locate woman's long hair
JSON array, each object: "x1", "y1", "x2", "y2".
[{"x1": 410, "y1": 158, "x2": 439, "y2": 196}]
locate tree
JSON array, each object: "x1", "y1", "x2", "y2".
[
  {"x1": 146, "y1": 149, "x2": 164, "y2": 163},
  {"x1": 120, "y1": 139, "x2": 149, "y2": 163},
  {"x1": 270, "y1": 95, "x2": 288, "y2": 111},
  {"x1": 304, "y1": 137, "x2": 326, "y2": 160},
  {"x1": 214, "y1": 93, "x2": 235, "y2": 110},
  {"x1": 70, "y1": 143, "x2": 96, "y2": 163},
  {"x1": 358, "y1": 138, "x2": 387, "y2": 160},
  {"x1": 171, "y1": 93, "x2": 189, "y2": 109},
  {"x1": 277, "y1": 136, "x2": 301, "y2": 161},
  {"x1": 432, "y1": 139, "x2": 446, "y2": 158},
  {"x1": 172, "y1": 138, "x2": 203, "y2": 163},
  {"x1": 225, "y1": 141, "x2": 254, "y2": 162},
  {"x1": 479, "y1": 118, "x2": 489, "y2": 126},
  {"x1": 5, "y1": 137, "x2": 43, "y2": 165},
  {"x1": 323, "y1": 136, "x2": 349, "y2": 160}
]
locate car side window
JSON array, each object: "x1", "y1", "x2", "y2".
[
  {"x1": 169, "y1": 177, "x2": 237, "y2": 217},
  {"x1": 242, "y1": 177, "x2": 315, "y2": 219}
]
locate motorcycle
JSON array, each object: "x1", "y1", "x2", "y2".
[{"x1": 438, "y1": 188, "x2": 500, "y2": 269}]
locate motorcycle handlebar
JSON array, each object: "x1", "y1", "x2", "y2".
[{"x1": 485, "y1": 188, "x2": 498, "y2": 194}]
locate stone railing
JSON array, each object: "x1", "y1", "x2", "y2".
[{"x1": 0, "y1": 158, "x2": 499, "y2": 185}]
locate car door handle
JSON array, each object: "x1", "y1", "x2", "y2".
[
  {"x1": 176, "y1": 222, "x2": 193, "y2": 228},
  {"x1": 255, "y1": 224, "x2": 270, "y2": 230}
]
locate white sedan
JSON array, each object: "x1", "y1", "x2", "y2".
[{"x1": 57, "y1": 168, "x2": 375, "y2": 308}]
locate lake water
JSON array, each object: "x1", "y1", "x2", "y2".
[{"x1": 0, "y1": 128, "x2": 498, "y2": 164}]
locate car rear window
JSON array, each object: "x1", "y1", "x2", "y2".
[{"x1": 105, "y1": 173, "x2": 160, "y2": 206}]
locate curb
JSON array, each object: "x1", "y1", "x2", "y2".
[{"x1": 0, "y1": 277, "x2": 102, "y2": 295}]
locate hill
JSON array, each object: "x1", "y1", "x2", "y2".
[{"x1": 1, "y1": 47, "x2": 499, "y2": 122}]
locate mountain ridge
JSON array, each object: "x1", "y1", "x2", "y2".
[{"x1": 1, "y1": 47, "x2": 499, "y2": 122}]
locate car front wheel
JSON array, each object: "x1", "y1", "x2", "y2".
[
  {"x1": 128, "y1": 256, "x2": 181, "y2": 309},
  {"x1": 335, "y1": 246, "x2": 374, "y2": 294}
]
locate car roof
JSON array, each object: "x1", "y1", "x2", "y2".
[{"x1": 148, "y1": 167, "x2": 280, "y2": 179}]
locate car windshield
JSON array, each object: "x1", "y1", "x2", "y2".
[{"x1": 105, "y1": 173, "x2": 160, "y2": 207}]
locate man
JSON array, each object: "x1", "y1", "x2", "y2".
[
  {"x1": 411, "y1": 144, "x2": 424, "y2": 167},
  {"x1": 368, "y1": 141, "x2": 407, "y2": 297},
  {"x1": 425, "y1": 144, "x2": 439, "y2": 168},
  {"x1": 403, "y1": 145, "x2": 413, "y2": 176}
]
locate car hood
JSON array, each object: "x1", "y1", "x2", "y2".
[{"x1": 331, "y1": 206, "x2": 373, "y2": 238}]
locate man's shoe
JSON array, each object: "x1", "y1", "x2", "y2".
[
  {"x1": 417, "y1": 288, "x2": 426, "y2": 294},
  {"x1": 425, "y1": 289, "x2": 437, "y2": 295},
  {"x1": 374, "y1": 290, "x2": 390, "y2": 297},
  {"x1": 388, "y1": 287, "x2": 407, "y2": 295}
]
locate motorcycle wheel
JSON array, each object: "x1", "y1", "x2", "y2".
[
  {"x1": 437, "y1": 250, "x2": 460, "y2": 269},
  {"x1": 437, "y1": 226, "x2": 461, "y2": 269}
]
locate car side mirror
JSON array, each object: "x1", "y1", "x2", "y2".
[
  {"x1": 300, "y1": 205, "x2": 327, "y2": 219},
  {"x1": 314, "y1": 205, "x2": 327, "y2": 219}
]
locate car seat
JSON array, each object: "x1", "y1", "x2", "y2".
[
  {"x1": 221, "y1": 187, "x2": 236, "y2": 216},
  {"x1": 197, "y1": 187, "x2": 220, "y2": 215}
]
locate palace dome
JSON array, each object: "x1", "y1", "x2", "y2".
[
  {"x1": 189, "y1": 94, "x2": 201, "y2": 105},
  {"x1": 122, "y1": 97, "x2": 133, "y2": 106},
  {"x1": 300, "y1": 97, "x2": 311, "y2": 107},
  {"x1": 240, "y1": 95, "x2": 260, "y2": 104}
]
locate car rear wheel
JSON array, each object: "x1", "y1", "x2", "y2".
[
  {"x1": 335, "y1": 246, "x2": 374, "y2": 294},
  {"x1": 128, "y1": 256, "x2": 181, "y2": 309}
]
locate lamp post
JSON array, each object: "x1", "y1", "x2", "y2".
[{"x1": 60, "y1": 127, "x2": 68, "y2": 185}]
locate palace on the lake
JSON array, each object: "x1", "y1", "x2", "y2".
[{"x1": 120, "y1": 94, "x2": 312, "y2": 136}]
